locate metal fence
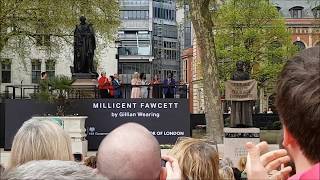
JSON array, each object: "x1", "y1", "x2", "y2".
[{"x1": 3, "y1": 84, "x2": 189, "y2": 100}]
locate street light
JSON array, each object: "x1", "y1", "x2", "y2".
[{"x1": 115, "y1": 39, "x2": 121, "y2": 75}]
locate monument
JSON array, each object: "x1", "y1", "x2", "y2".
[
  {"x1": 73, "y1": 16, "x2": 96, "y2": 75},
  {"x1": 72, "y1": 16, "x2": 98, "y2": 95},
  {"x1": 224, "y1": 61, "x2": 259, "y2": 165},
  {"x1": 226, "y1": 61, "x2": 257, "y2": 127}
]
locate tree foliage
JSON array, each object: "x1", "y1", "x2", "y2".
[
  {"x1": 214, "y1": 0, "x2": 296, "y2": 89},
  {"x1": 0, "y1": 0, "x2": 120, "y2": 52}
]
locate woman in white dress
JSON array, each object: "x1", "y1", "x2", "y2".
[
  {"x1": 131, "y1": 72, "x2": 141, "y2": 98},
  {"x1": 140, "y1": 73, "x2": 149, "y2": 98}
]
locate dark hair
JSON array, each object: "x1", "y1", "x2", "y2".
[
  {"x1": 110, "y1": 75, "x2": 115, "y2": 81},
  {"x1": 73, "y1": 153, "x2": 83, "y2": 162},
  {"x1": 276, "y1": 47, "x2": 320, "y2": 163},
  {"x1": 41, "y1": 72, "x2": 47, "y2": 77},
  {"x1": 84, "y1": 156, "x2": 97, "y2": 169},
  {"x1": 140, "y1": 73, "x2": 145, "y2": 80}
]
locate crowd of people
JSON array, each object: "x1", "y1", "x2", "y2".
[
  {"x1": 97, "y1": 72, "x2": 177, "y2": 99},
  {"x1": 0, "y1": 47, "x2": 319, "y2": 180}
]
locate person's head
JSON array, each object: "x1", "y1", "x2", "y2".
[
  {"x1": 8, "y1": 119, "x2": 73, "y2": 169},
  {"x1": 79, "y1": 16, "x2": 86, "y2": 24},
  {"x1": 113, "y1": 74, "x2": 118, "y2": 79},
  {"x1": 169, "y1": 73, "x2": 173, "y2": 78},
  {"x1": 1, "y1": 160, "x2": 106, "y2": 180},
  {"x1": 169, "y1": 138, "x2": 220, "y2": 180},
  {"x1": 41, "y1": 72, "x2": 47, "y2": 79},
  {"x1": 133, "y1": 72, "x2": 139, "y2": 80},
  {"x1": 219, "y1": 166, "x2": 235, "y2": 180},
  {"x1": 96, "y1": 123, "x2": 162, "y2": 180},
  {"x1": 73, "y1": 153, "x2": 83, "y2": 162},
  {"x1": 276, "y1": 47, "x2": 320, "y2": 165},
  {"x1": 236, "y1": 61, "x2": 244, "y2": 71},
  {"x1": 101, "y1": 72, "x2": 106, "y2": 77},
  {"x1": 154, "y1": 74, "x2": 158, "y2": 80},
  {"x1": 84, "y1": 156, "x2": 97, "y2": 169},
  {"x1": 140, "y1": 73, "x2": 146, "y2": 80},
  {"x1": 109, "y1": 75, "x2": 114, "y2": 81},
  {"x1": 238, "y1": 156, "x2": 247, "y2": 172}
]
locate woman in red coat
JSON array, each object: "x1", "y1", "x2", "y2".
[
  {"x1": 98, "y1": 72, "x2": 110, "y2": 98},
  {"x1": 108, "y1": 76, "x2": 115, "y2": 98}
]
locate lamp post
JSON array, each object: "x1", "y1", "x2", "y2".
[{"x1": 115, "y1": 39, "x2": 121, "y2": 75}]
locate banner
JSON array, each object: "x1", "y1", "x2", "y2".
[
  {"x1": 4, "y1": 99, "x2": 190, "y2": 150},
  {"x1": 225, "y1": 80, "x2": 258, "y2": 101}
]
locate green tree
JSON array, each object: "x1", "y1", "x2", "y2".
[
  {"x1": 215, "y1": 0, "x2": 296, "y2": 88},
  {"x1": 0, "y1": 0, "x2": 120, "y2": 53},
  {"x1": 179, "y1": 0, "x2": 296, "y2": 142}
]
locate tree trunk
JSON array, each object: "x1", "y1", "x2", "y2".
[{"x1": 189, "y1": 0, "x2": 224, "y2": 143}]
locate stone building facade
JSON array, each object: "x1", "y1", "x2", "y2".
[{"x1": 0, "y1": 36, "x2": 117, "y2": 97}]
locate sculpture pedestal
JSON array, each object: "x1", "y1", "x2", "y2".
[
  {"x1": 63, "y1": 116, "x2": 88, "y2": 156},
  {"x1": 223, "y1": 128, "x2": 260, "y2": 166},
  {"x1": 32, "y1": 116, "x2": 88, "y2": 156},
  {"x1": 72, "y1": 73, "x2": 98, "y2": 98}
]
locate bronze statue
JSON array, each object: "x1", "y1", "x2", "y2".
[
  {"x1": 74, "y1": 16, "x2": 96, "y2": 73},
  {"x1": 230, "y1": 61, "x2": 253, "y2": 127}
]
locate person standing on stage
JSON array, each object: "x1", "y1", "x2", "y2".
[{"x1": 98, "y1": 72, "x2": 109, "y2": 98}]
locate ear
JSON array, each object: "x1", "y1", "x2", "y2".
[
  {"x1": 283, "y1": 126, "x2": 296, "y2": 148},
  {"x1": 159, "y1": 167, "x2": 167, "y2": 180}
]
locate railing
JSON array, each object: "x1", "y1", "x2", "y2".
[{"x1": 3, "y1": 84, "x2": 189, "y2": 100}]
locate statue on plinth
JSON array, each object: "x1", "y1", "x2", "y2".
[
  {"x1": 73, "y1": 16, "x2": 96, "y2": 74},
  {"x1": 230, "y1": 61, "x2": 253, "y2": 127}
]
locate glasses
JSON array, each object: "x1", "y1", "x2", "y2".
[{"x1": 174, "y1": 137, "x2": 219, "y2": 152}]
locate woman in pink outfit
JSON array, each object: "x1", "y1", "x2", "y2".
[{"x1": 131, "y1": 72, "x2": 141, "y2": 98}]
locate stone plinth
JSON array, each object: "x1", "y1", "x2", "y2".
[
  {"x1": 223, "y1": 128, "x2": 260, "y2": 166},
  {"x1": 72, "y1": 78, "x2": 98, "y2": 87},
  {"x1": 32, "y1": 116, "x2": 88, "y2": 156},
  {"x1": 72, "y1": 73, "x2": 97, "y2": 79}
]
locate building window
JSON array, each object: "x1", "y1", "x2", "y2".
[
  {"x1": 120, "y1": 10, "x2": 149, "y2": 20},
  {"x1": 154, "y1": 7, "x2": 175, "y2": 21},
  {"x1": 32, "y1": 59, "x2": 41, "y2": 83},
  {"x1": 1, "y1": 59, "x2": 11, "y2": 83},
  {"x1": 312, "y1": 6, "x2": 320, "y2": 18},
  {"x1": 35, "y1": 35, "x2": 50, "y2": 46},
  {"x1": 46, "y1": 60, "x2": 55, "y2": 80},
  {"x1": 293, "y1": 41, "x2": 306, "y2": 51},
  {"x1": 289, "y1": 6, "x2": 304, "y2": 18}
]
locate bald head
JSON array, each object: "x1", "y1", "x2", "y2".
[{"x1": 97, "y1": 123, "x2": 161, "y2": 180}]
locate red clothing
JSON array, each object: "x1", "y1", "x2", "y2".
[
  {"x1": 108, "y1": 82, "x2": 114, "y2": 97},
  {"x1": 98, "y1": 76, "x2": 110, "y2": 90},
  {"x1": 289, "y1": 163, "x2": 320, "y2": 180}
]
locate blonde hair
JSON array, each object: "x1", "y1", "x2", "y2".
[
  {"x1": 133, "y1": 72, "x2": 139, "y2": 79},
  {"x1": 238, "y1": 156, "x2": 247, "y2": 172},
  {"x1": 8, "y1": 119, "x2": 73, "y2": 169},
  {"x1": 219, "y1": 166, "x2": 235, "y2": 180},
  {"x1": 168, "y1": 138, "x2": 220, "y2": 180}
]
